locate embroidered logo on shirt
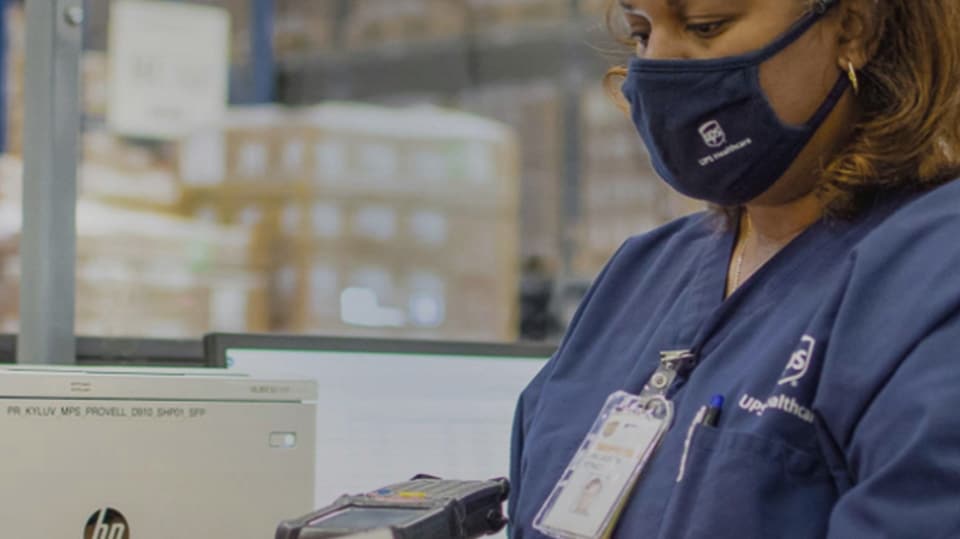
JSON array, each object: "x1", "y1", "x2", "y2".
[
  {"x1": 738, "y1": 393, "x2": 815, "y2": 424},
  {"x1": 736, "y1": 335, "x2": 819, "y2": 424},
  {"x1": 778, "y1": 335, "x2": 816, "y2": 387}
]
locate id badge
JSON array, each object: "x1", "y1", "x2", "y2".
[{"x1": 533, "y1": 391, "x2": 673, "y2": 539}]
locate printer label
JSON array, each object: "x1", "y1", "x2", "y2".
[{"x1": 3, "y1": 404, "x2": 208, "y2": 421}]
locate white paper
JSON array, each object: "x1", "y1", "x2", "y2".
[{"x1": 108, "y1": 0, "x2": 230, "y2": 139}]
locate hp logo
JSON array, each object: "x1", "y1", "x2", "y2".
[
  {"x1": 698, "y1": 120, "x2": 727, "y2": 148},
  {"x1": 84, "y1": 508, "x2": 130, "y2": 539}
]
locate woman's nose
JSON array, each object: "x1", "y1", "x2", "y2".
[{"x1": 643, "y1": 30, "x2": 690, "y2": 60}]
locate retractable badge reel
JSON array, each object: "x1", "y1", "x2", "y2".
[{"x1": 534, "y1": 351, "x2": 695, "y2": 539}]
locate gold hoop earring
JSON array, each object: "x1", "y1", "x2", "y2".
[{"x1": 847, "y1": 61, "x2": 860, "y2": 95}]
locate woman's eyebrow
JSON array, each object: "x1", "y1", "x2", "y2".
[{"x1": 618, "y1": 0, "x2": 687, "y2": 16}]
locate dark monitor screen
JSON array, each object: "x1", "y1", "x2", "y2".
[{"x1": 0, "y1": 335, "x2": 209, "y2": 367}]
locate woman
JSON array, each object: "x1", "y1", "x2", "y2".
[{"x1": 509, "y1": 0, "x2": 960, "y2": 537}]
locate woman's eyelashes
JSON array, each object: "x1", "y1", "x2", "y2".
[
  {"x1": 685, "y1": 19, "x2": 731, "y2": 40},
  {"x1": 628, "y1": 17, "x2": 734, "y2": 55}
]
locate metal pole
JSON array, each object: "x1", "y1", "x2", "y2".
[
  {"x1": 249, "y1": 0, "x2": 275, "y2": 103},
  {"x1": 559, "y1": 8, "x2": 585, "y2": 283},
  {"x1": 0, "y1": 0, "x2": 8, "y2": 153},
  {"x1": 17, "y1": 0, "x2": 83, "y2": 364}
]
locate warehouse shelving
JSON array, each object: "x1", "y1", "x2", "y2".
[{"x1": 274, "y1": 2, "x2": 628, "y2": 303}]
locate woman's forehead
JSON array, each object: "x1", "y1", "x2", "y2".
[
  {"x1": 618, "y1": 0, "x2": 682, "y2": 14},
  {"x1": 619, "y1": 0, "x2": 756, "y2": 16}
]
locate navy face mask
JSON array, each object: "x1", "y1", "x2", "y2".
[{"x1": 621, "y1": 2, "x2": 849, "y2": 206}]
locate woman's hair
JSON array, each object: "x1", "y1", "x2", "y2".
[{"x1": 604, "y1": 0, "x2": 960, "y2": 219}]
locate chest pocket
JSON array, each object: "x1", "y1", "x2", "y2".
[{"x1": 651, "y1": 425, "x2": 834, "y2": 539}]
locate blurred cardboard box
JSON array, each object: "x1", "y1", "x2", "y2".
[
  {"x1": 459, "y1": 82, "x2": 563, "y2": 266},
  {"x1": 176, "y1": 103, "x2": 521, "y2": 341},
  {"x1": 183, "y1": 193, "x2": 520, "y2": 341},
  {"x1": 275, "y1": 194, "x2": 519, "y2": 340},
  {"x1": 466, "y1": 0, "x2": 570, "y2": 32},
  {"x1": 0, "y1": 199, "x2": 268, "y2": 337},
  {"x1": 274, "y1": 0, "x2": 337, "y2": 57},
  {"x1": 275, "y1": 246, "x2": 517, "y2": 342},
  {"x1": 344, "y1": 0, "x2": 467, "y2": 49}
]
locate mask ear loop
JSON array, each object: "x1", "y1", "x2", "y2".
[{"x1": 813, "y1": 0, "x2": 839, "y2": 13}]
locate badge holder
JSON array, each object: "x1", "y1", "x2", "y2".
[{"x1": 533, "y1": 351, "x2": 694, "y2": 539}]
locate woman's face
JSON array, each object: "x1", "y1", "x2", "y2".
[{"x1": 619, "y1": 0, "x2": 855, "y2": 204}]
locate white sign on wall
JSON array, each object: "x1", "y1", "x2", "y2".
[{"x1": 107, "y1": 0, "x2": 230, "y2": 139}]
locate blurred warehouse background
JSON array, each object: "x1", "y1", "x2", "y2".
[{"x1": 0, "y1": 0, "x2": 702, "y2": 342}]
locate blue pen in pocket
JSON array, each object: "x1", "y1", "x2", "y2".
[{"x1": 702, "y1": 395, "x2": 724, "y2": 428}]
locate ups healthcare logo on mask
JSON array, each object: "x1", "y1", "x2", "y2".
[
  {"x1": 84, "y1": 508, "x2": 130, "y2": 539},
  {"x1": 698, "y1": 120, "x2": 727, "y2": 148}
]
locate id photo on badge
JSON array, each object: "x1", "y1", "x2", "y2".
[
  {"x1": 572, "y1": 476, "x2": 605, "y2": 516},
  {"x1": 542, "y1": 468, "x2": 622, "y2": 537}
]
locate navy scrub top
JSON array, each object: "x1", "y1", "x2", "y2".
[{"x1": 509, "y1": 179, "x2": 960, "y2": 538}]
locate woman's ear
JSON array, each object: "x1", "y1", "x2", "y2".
[{"x1": 835, "y1": 0, "x2": 885, "y2": 70}]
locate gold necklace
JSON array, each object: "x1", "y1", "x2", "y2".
[
  {"x1": 731, "y1": 217, "x2": 750, "y2": 291},
  {"x1": 733, "y1": 246, "x2": 746, "y2": 290}
]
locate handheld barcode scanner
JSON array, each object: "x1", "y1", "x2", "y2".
[{"x1": 276, "y1": 476, "x2": 510, "y2": 539}]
